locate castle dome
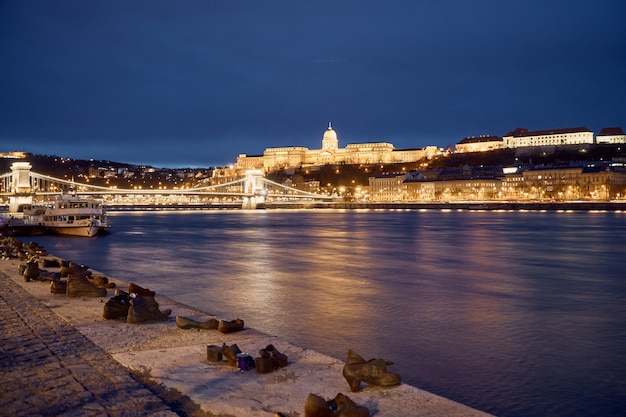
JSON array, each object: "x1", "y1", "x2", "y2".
[
  {"x1": 322, "y1": 122, "x2": 338, "y2": 150},
  {"x1": 323, "y1": 122, "x2": 337, "y2": 142}
]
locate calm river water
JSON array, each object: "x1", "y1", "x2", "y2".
[{"x1": 29, "y1": 209, "x2": 626, "y2": 417}]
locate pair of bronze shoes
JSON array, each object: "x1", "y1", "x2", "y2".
[
  {"x1": 102, "y1": 283, "x2": 171, "y2": 323},
  {"x1": 175, "y1": 316, "x2": 244, "y2": 333},
  {"x1": 260, "y1": 344, "x2": 288, "y2": 368},
  {"x1": 127, "y1": 292, "x2": 171, "y2": 323},
  {"x1": 255, "y1": 344, "x2": 288, "y2": 373},
  {"x1": 342, "y1": 350, "x2": 401, "y2": 392},
  {"x1": 304, "y1": 392, "x2": 369, "y2": 417}
]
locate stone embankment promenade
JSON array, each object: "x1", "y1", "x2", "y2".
[
  {"x1": 0, "y1": 245, "x2": 496, "y2": 417},
  {"x1": 265, "y1": 201, "x2": 626, "y2": 211}
]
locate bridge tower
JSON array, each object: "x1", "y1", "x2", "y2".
[
  {"x1": 9, "y1": 162, "x2": 34, "y2": 213},
  {"x1": 11, "y1": 162, "x2": 33, "y2": 194},
  {"x1": 242, "y1": 169, "x2": 266, "y2": 209}
]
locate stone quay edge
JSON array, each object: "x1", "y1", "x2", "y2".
[{"x1": 0, "y1": 250, "x2": 496, "y2": 417}]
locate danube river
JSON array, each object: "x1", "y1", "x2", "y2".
[{"x1": 30, "y1": 209, "x2": 626, "y2": 417}]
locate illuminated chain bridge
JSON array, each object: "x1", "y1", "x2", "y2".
[{"x1": 0, "y1": 162, "x2": 334, "y2": 209}]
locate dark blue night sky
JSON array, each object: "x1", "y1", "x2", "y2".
[{"x1": 1, "y1": 0, "x2": 625, "y2": 168}]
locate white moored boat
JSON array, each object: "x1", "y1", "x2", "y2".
[{"x1": 22, "y1": 194, "x2": 111, "y2": 237}]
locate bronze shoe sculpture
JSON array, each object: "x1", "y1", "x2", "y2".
[
  {"x1": 41, "y1": 258, "x2": 60, "y2": 268},
  {"x1": 255, "y1": 349, "x2": 274, "y2": 374},
  {"x1": 304, "y1": 392, "x2": 369, "y2": 417},
  {"x1": 88, "y1": 275, "x2": 116, "y2": 289},
  {"x1": 50, "y1": 279, "x2": 67, "y2": 295},
  {"x1": 342, "y1": 349, "x2": 401, "y2": 392},
  {"x1": 66, "y1": 274, "x2": 107, "y2": 298},
  {"x1": 218, "y1": 318, "x2": 244, "y2": 333},
  {"x1": 103, "y1": 292, "x2": 131, "y2": 320},
  {"x1": 304, "y1": 393, "x2": 333, "y2": 417},
  {"x1": 330, "y1": 393, "x2": 370, "y2": 417},
  {"x1": 221, "y1": 343, "x2": 242, "y2": 367},
  {"x1": 265, "y1": 344, "x2": 288, "y2": 368},
  {"x1": 23, "y1": 259, "x2": 40, "y2": 282},
  {"x1": 127, "y1": 295, "x2": 171, "y2": 323},
  {"x1": 61, "y1": 261, "x2": 91, "y2": 278},
  {"x1": 128, "y1": 282, "x2": 156, "y2": 297},
  {"x1": 176, "y1": 316, "x2": 219, "y2": 330},
  {"x1": 207, "y1": 345, "x2": 223, "y2": 362}
]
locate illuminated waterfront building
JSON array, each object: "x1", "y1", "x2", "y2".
[{"x1": 368, "y1": 163, "x2": 626, "y2": 202}]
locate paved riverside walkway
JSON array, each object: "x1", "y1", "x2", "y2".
[
  {"x1": 0, "y1": 265, "x2": 178, "y2": 417},
  {"x1": 0, "y1": 252, "x2": 496, "y2": 417}
]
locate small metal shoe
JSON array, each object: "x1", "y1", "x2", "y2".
[
  {"x1": 255, "y1": 349, "x2": 274, "y2": 374},
  {"x1": 218, "y1": 318, "x2": 244, "y2": 333},
  {"x1": 50, "y1": 279, "x2": 67, "y2": 295},
  {"x1": 88, "y1": 275, "x2": 116, "y2": 289},
  {"x1": 126, "y1": 295, "x2": 171, "y2": 323},
  {"x1": 342, "y1": 349, "x2": 401, "y2": 392},
  {"x1": 330, "y1": 393, "x2": 369, "y2": 417},
  {"x1": 176, "y1": 316, "x2": 219, "y2": 330},
  {"x1": 128, "y1": 282, "x2": 156, "y2": 297},
  {"x1": 265, "y1": 344, "x2": 288, "y2": 368},
  {"x1": 103, "y1": 292, "x2": 131, "y2": 320},
  {"x1": 221, "y1": 343, "x2": 242, "y2": 367},
  {"x1": 66, "y1": 275, "x2": 107, "y2": 298},
  {"x1": 304, "y1": 393, "x2": 334, "y2": 417}
]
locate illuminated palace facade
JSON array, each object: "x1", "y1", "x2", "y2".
[{"x1": 234, "y1": 123, "x2": 441, "y2": 173}]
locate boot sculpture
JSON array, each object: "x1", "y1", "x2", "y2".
[
  {"x1": 304, "y1": 393, "x2": 334, "y2": 417},
  {"x1": 38, "y1": 270, "x2": 61, "y2": 282},
  {"x1": 88, "y1": 275, "x2": 115, "y2": 289},
  {"x1": 41, "y1": 258, "x2": 60, "y2": 268},
  {"x1": 128, "y1": 282, "x2": 156, "y2": 297},
  {"x1": 218, "y1": 318, "x2": 245, "y2": 333},
  {"x1": 50, "y1": 279, "x2": 67, "y2": 294},
  {"x1": 127, "y1": 295, "x2": 171, "y2": 323},
  {"x1": 176, "y1": 316, "x2": 219, "y2": 330},
  {"x1": 221, "y1": 343, "x2": 242, "y2": 367},
  {"x1": 255, "y1": 349, "x2": 274, "y2": 374},
  {"x1": 103, "y1": 290, "x2": 131, "y2": 320},
  {"x1": 66, "y1": 275, "x2": 107, "y2": 298},
  {"x1": 342, "y1": 350, "x2": 401, "y2": 392},
  {"x1": 23, "y1": 258, "x2": 40, "y2": 282},
  {"x1": 265, "y1": 344, "x2": 288, "y2": 368},
  {"x1": 61, "y1": 262, "x2": 91, "y2": 278}
]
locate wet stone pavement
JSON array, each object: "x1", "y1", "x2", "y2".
[{"x1": 0, "y1": 270, "x2": 178, "y2": 417}]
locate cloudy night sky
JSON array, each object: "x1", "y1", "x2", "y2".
[{"x1": 1, "y1": 0, "x2": 625, "y2": 168}]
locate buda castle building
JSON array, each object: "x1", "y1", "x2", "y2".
[{"x1": 234, "y1": 123, "x2": 441, "y2": 173}]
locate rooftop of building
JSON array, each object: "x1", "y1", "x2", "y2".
[
  {"x1": 598, "y1": 127, "x2": 625, "y2": 136},
  {"x1": 504, "y1": 127, "x2": 592, "y2": 137}
]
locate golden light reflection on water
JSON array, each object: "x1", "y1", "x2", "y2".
[{"x1": 208, "y1": 220, "x2": 387, "y2": 344}]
